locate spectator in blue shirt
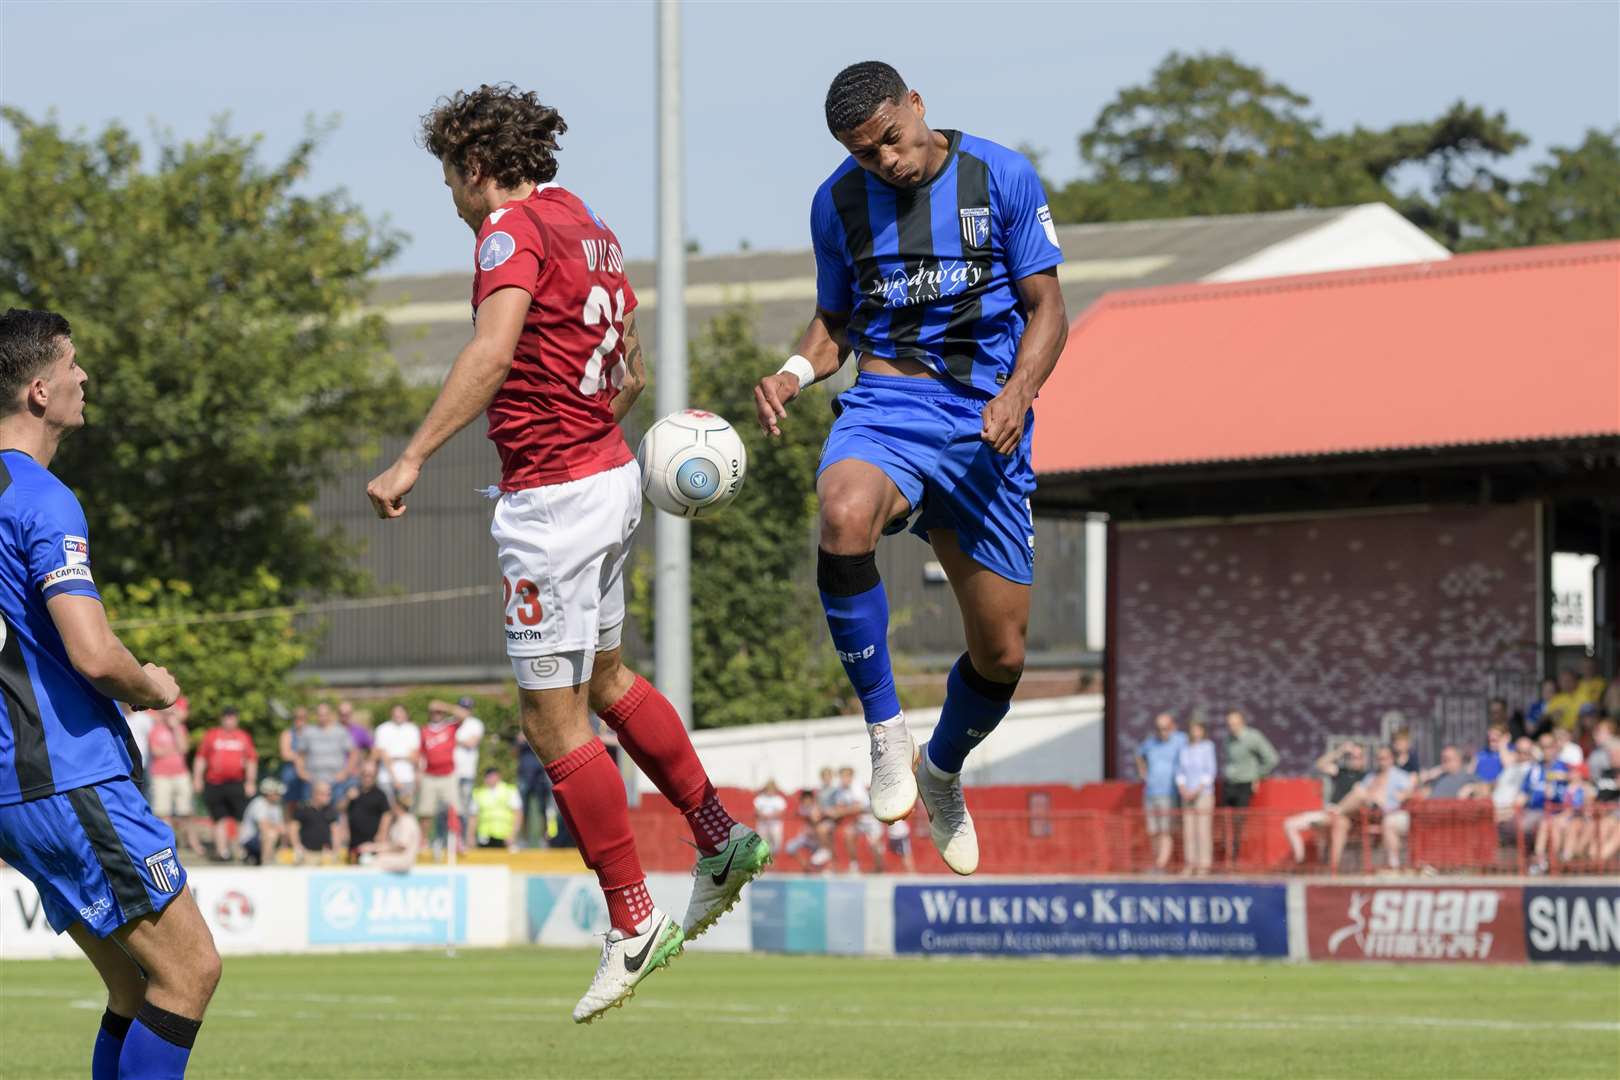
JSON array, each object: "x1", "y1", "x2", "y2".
[
  {"x1": 1136, "y1": 713, "x2": 1187, "y2": 872},
  {"x1": 1474, "y1": 723, "x2": 1508, "y2": 783}
]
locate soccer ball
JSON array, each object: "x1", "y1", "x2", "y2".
[{"x1": 636, "y1": 409, "x2": 748, "y2": 518}]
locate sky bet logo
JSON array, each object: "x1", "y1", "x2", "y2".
[{"x1": 836, "y1": 644, "x2": 876, "y2": 663}]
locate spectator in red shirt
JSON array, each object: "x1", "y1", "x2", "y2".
[
  {"x1": 417, "y1": 704, "x2": 461, "y2": 860},
  {"x1": 144, "y1": 706, "x2": 196, "y2": 848},
  {"x1": 191, "y1": 706, "x2": 259, "y2": 861}
]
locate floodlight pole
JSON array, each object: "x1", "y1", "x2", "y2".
[{"x1": 655, "y1": 0, "x2": 692, "y2": 727}]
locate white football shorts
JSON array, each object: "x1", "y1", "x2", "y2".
[{"x1": 490, "y1": 460, "x2": 641, "y2": 691}]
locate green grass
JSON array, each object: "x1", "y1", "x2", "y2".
[{"x1": 2, "y1": 948, "x2": 1616, "y2": 1079}]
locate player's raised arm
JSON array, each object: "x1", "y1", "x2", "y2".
[
  {"x1": 47, "y1": 592, "x2": 179, "y2": 710},
  {"x1": 980, "y1": 268, "x2": 1068, "y2": 455},
  {"x1": 366, "y1": 286, "x2": 528, "y2": 519},
  {"x1": 755, "y1": 307, "x2": 850, "y2": 437}
]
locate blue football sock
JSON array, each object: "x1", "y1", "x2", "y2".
[
  {"x1": 927, "y1": 653, "x2": 1019, "y2": 774},
  {"x1": 818, "y1": 549, "x2": 902, "y2": 724},
  {"x1": 119, "y1": 1003, "x2": 201, "y2": 1079},
  {"x1": 93, "y1": 1009, "x2": 132, "y2": 1080}
]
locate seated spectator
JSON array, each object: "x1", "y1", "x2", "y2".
[
  {"x1": 1420, "y1": 744, "x2": 1489, "y2": 800},
  {"x1": 358, "y1": 793, "x2": 423, "y2": 873},
  {"x1": 293, "y1": 781, "x2": 343, "y2": 865},
  {"x1": 785, "y1": 790, "x2": 830, "y2": 870},
  {"x1": 1525, "y1": 679, "x2": 1559, "y2": 739},
  {"x1": 1586, "y1": 720, "x2": 1618, "y2": 801},
  {"x1": 886, "y1": 818, "x2": 915, "y2": 873},
  {"x1": 1576, "y1": 703, "x2": 1602, "y2": 757},
  {"x1": 1330, "y1": 745, "x2": 1415, "y2": 871},
  {"x1": 753, "y1": 780, "x2": 787, "y2": 854},
  {"x1": 1284, "y1": 741, "x2": 1366, "y2": 866},
  {"x1": 345, "y1": 762, "x2": 392, "y2": 860},
  {"x1": 1603, "y1": 681, "x2": 1620, "y2": 722},
  {"x1": 469, "y1": 767, "x2": 523, "y2": 850},
  {"x1": 1532, "y1": 758, "x2": 1590, "y2": 872},
  {"x1": 1391, "y1": 728, "x2": 1421, "y2": 775},
  {"x1": 1552, "y1": 726, "x2": 1584, "y2": 768},
  {"x1": 1512, "y1": 737, "x2": 1555, "y2": 842},
  {"x1": 1490, "y1": 740, "x2": 1531, "y2": 821},
  {"x1": 1545, "y1": 669, "x2": 1583, "y2": 732},
  {"x1": 1575, "y1": 656, "x2": 1607, "y2": 711},
  {"x1": 830, "y1": 767, "x2": 882, "y2": 872},
  {"x1": 239, "y1": 779, "x2": 287, "y2": 866},
  {"x1": 1474, "y1": 724, "x2": 1509, "y2": 783}
]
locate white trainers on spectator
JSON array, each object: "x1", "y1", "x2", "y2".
[
  {"x1": 915, "y1": 743, "x2": 979, "y2": 876},
  {"x1": 572, "y1": 909, "x2": 684, "y2": 1024},
  {"x1": 868, "y1": 715, "x2": 918, "y2": 823}
]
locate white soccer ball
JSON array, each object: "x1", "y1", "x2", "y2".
[{"x1": 636, "y1": 409, "x2": 748, "y2": 518}]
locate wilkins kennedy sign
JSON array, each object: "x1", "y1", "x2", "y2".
[{"x1": 894, "y1": 882, "x2": 1288, "y2": 957}]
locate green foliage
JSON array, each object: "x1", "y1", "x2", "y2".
[
  {"x1": 0, "y1": 109, "x2": 412, "y2": 600},
  {"x1": 1044, "y1": 51, "x2": 1614, "y2": 252},
  {"x1": 101, "y1": 570, "x2": 308, "y2": 750},
  {"x1": 630, "y1": 308, "x2": 847, "y2": 729}
]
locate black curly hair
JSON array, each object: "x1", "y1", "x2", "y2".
[
  {"x1": 825, "y1": 61, "x2": 908, "y2": 136},
  {"x1": 0, "y1": 308, "x2": 71, "y2": 416},
  {"x1": 421, "y1": 83, "x2": 567, "y2": 188}
]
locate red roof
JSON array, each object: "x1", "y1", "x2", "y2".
[{"x1": 1034, "y1": 240, "x2": 1620, "y2": 475}]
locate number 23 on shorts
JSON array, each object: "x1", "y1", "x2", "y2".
[{"x1": 503, "y1": 576, "x2": 542, "y2": 626}]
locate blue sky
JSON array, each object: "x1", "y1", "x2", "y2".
[{"x1": 3, "y1": 1, "x2": 1616, "y2": 275}]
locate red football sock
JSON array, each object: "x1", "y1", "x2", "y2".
[
  {"x1": 545, "y1": 738, "x2": 651, "y2": 933},
  {"x1": 601, "y1": 674, "x2": 737, "y2": 853}
]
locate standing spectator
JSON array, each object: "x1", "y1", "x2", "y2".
[
  {"x1": 1177, "y1": 719, "x2": 1218, "y2": 875},
  {"x1": 1575, "y1": 656, "x2": 1607, "y2": 711},
  {"x1": 1330, "y1": 745, "x2": 1416, "y2": 871},
  {"x1": 357, "y1": 793, "x2": 422, "y2": 873},
  {"x1": 372, "y1": 704, "x2": 422, "y2": 800},
  {"x1": 1475, "y1": 724, "x2": 1510, "y2": 783},
  {"x1": 345, "y1": 761, "x2": 393, "y2": 861},
  {"x1": 339, "y1": 700, "x2": 374, "y2": 759},
  {"x1": 469, "y1": 767, "x2": 524, "y2": 849},
  {"x1": 1391, "y1": 728, "x2": 1421, "y2": 775},
  {"x1": 753, "y1": 780, "x2": 788, "y2": 853},
  {"x1": 292, "y1": 780, "x2": 343, "y2": 865},
  {"x1": 886, "y1": 819, "x2": 916, "y2": 873},
  {"x1": 279, "y1": 705, "x2": 310, "y2": 811},
  {"x1": 1419, "y1": 745, "x2": 1488, "y2": 800},
  {"x1": 144, "y1": 706, "x2": 196, "y2": 849},
  {"x1": 239, "y1": 778, "x2": 287, "y2": 866},
  {"x1": 302, "y1": 702, "x2": 360, "y2": 804},
  {"x1": 1586, "y1": 719, "x2": 1618, "y2": 785},
  {"x1": 433, "y1": 696, "x2": 486, "y2": 839},
  {"x1": 193, "y1": 706, "x2": 257, "y2": 861},
  {"x1": 1284, "y1": 741, "x2": 1367, "y2": 866},
  {"x1": 514, "y1": 732, "x2": 552, "y2": 847},
  {"x1": 1486, "y1": 697, "x2": 1511, "y2": 735},
  {"x1": 1525, "y1": 679, "x2": 1559, "y2": 737},
  {"x1": 417, "y1": 704, "x2": 461, "y2": 858},
  {"x1": 1222, "y1": 710, "x2": 1278, "y2": 859},
  {"x1": 1135, "y1": 712, "x2": 1186, "y2": 872}
]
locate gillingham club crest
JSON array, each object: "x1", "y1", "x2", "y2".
[{"x1": 959, "y1": 207, "x2": 990, "y2": 247}]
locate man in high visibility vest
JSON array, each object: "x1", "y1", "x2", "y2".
[{"x1": 469, "y1": 767, "x2": 524, "y2": 850}]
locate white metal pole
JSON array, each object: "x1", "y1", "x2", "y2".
[{"x1": 655, "y1": 0, "x2": 692, "y2": 727}]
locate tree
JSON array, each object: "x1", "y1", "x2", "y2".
[
  {"x1": 1437, "y1": 127, "x2": 1620, "y2": 251},
  {"x1": 0, "y1": 110, "x2": 412, "y2": 599},
  {"x1": 629, "y1": 308, "x2": 847, "y2": 729},
  {"x1": 1047, "y1": 52, "x2": 1530, "y2": 249}
]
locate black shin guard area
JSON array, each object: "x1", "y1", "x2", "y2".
[
  {"x1": 959, "y1": 652, "x2": 1020, "y2": 701},
  {"x1": 135, "y1": 1003, "x2": 202, "y2": 1050},
  {"x1": 100, "y1": 1009, "x2": 134, "y2": 1040},
  {"x1": 817, "y1": 549, "x2": 880, "y2": 597}
]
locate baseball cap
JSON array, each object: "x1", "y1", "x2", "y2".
[{"x1": 458, "y1": 696, "x2": 476, "y2": 710}]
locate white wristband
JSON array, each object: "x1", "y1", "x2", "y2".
[{"x1": 778, "y1": 354, "x2": 817, "y2": 392}]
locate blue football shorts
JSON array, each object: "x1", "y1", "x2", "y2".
[
  {"x1": 818, "y1": 372, "x2": 1037, "y2": 585},
  {"x1": 0, "y1": 776, "x2": 188, "y2": 937}
]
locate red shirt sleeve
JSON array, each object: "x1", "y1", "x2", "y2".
[
  {"x1": 471, "y1": 209, "x2": 543, "y2": 310},
  {"x1": 199, "y1": 729, "x2": 216, "y2": 764}
]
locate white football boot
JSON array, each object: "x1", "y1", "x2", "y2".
[
  {"x1": 868, "y1": 715, "x2": 919, "y2": 823},
  {"x1": 915, "y1": 742, "x2": 979, "y2": 875},
  {"x1": 572, "y1": 908, "x2": 684, "y2": 1024},
  {"x1": 682, "y1": 823, "x2": 772, "y2": 939}
]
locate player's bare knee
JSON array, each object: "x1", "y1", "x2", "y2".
[
  {"x1": 818, "y1": 498, "x2": 880, "y2": 554},
  {"x1": 973, "y1": 642, "x2": 1025, "y2": 684},
  {"x1": 587, "y1": 659, "x2": 633, "y2": 715}
]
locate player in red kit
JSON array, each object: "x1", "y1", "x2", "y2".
[{"x1": 366, "y1": 84, "x2": 769, "y2": 1023}]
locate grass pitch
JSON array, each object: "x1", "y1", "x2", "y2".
[{"x1": 2, "y1": 948, "x2": 1616, "y2": 1078}]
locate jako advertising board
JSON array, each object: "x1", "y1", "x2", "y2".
[
  {"x1": 894, "y1": 882, "x2": 1288, "y2": 957},
  {"x1": 307, "y1": 873, "x2": 468, "y2": 946},
  {"x1": 1524, "y1": 886, "x2": 1620, "y2": 964},
  {"x1": 1305, "y1": 885, "x2": 1526, "y2": 963}
]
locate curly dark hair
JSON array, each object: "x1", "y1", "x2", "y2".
[
  {"x1": 825, "y1": 61, "x2": 908, "y2": 136},
  {"x1": 0, "y1": 308, "x2": 71, "y2": 416},
  {"x1": 420, "y1": 84, "x2": 567, "y2": 187}
]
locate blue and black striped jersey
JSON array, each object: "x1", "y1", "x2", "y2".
[
  {"x1": 811, "y1": 130, "x2": 1064, "y2": 395},
  {"x1": 0, "y1": 449, "x2": 137, "y2": 804}
]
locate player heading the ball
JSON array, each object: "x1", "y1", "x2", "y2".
[
  {"x1": 366, "y1": 84, "x2": 769, "y2": 1024},
  {"x1": 754, "y1": 61, "x2": 1069, "y2": 875}
]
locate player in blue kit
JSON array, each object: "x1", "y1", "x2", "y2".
[
  {"x1": 0, "y1": 309, "x2": 220, "y2": 1078},
  {"x1": 754, "y1": 63, "x2": 1068, "y2": 875}
]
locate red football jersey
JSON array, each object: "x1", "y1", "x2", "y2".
[
  {"x1": 420, "y1": 720, "x2": 459, "y2": 777},
  {"x1": 471, "y1": 186, "x2": 637, "y2": 491}
]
